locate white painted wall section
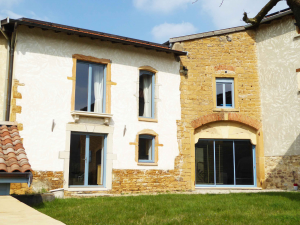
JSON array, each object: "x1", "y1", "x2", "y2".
[{"x1": 13, "y1": 26, "x2": 181, "y2": 171}]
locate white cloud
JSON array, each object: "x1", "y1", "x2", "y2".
[
  {"x1": 200, "y1": 0, "x2": 288, "y2": 29},
  {"x1": 0, "y1": 9, "x2": 22, "y2": 19},
  {"x1": 133, "y1": 0, "x2": 193, "y2": 13},
  {"x1": 152, "y1": 22, "x2": 197, "y2": 42}
]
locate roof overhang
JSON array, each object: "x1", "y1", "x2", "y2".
[
  {"x1": 0, "y1": 172, "x2": 33, "y2": 187},
  {"x1": 0, "y1": 17, "x2": 187, "y2": 56}
]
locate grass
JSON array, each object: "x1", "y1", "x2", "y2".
[{"x1": 33, "y1": 192, "x2": 300, "y2": 225}]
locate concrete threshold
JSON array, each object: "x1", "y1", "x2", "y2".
[{"x1": 71, "y1": 193, "x2": 113, "y2": 198}]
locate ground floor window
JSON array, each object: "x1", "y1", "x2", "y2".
[
  {"x1": 138, "y1": 135, "x2": 155, "y2": 163},
  {"x1": 69, "y1": 132, "x2": 107, "y2": 187},
  {"x1": 195, "y1": 140, "x2": 256, "y2": 187}
]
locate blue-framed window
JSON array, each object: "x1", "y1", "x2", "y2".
[
  {"x1": 195, "y1": 139, "x2": 256, "y2": 187},
  {"x1": 216, "y1": 78, "x2": 234, "y2": 108},
  {"x1": 138, "y1": 135, "x2": 155, "y2": 163},
  {"x1": 139, "y1": 70, "x2": 155, "y2": 118},
  {"x1": 69, "y1": 132, "x2": 107, "y2": 187},
  {"x1": 75, "y1": 61, "x2": 107, "y2": 113}
]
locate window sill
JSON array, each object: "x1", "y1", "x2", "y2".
[
  {"x1": 138, "y1": 117, "x2": 158, "y2": 123},
  {"x1": 137, "y1": 162, "x2": 158, "y2": 166},
  {"x1": 213, "y1": 108, "x2": 239, "y2": 112},
  {"x1": 71, "y1": 111, "x2": 113, "y2": 125}
]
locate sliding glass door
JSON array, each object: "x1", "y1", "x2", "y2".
[{"x1": 195, "y1": 140, "x2": 256, "y2": 187}]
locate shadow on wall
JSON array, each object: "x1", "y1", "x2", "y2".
[{"x1": 264, "y1": 133, "x2": 300, "y2": 190}]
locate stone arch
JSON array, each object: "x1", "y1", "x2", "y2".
[{"x1": 191, "y1": 112, "x2": 261, "y2": 131}]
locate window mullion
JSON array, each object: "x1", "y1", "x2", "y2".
[
  {"x1": 233, "y1": 141, "x2": 236, "y2": 186},
  {"x1": 102, "y1": 66, "x2": 107, "y2": 113},
  {"x1": 151, "y1": 74, "x2": 155, "y2": 118},
  {"x1": 213, "y1": 141, "x2": 216, "y2": 185},
  {"x1": 232, "y1": 82, "x2": 234, "y2": 108},
  {"x1": 84, "y1": 135, "x2": 90, "y2": 186},
  {"x1": 88, "y1": 64, "x2": 92, "y2": 112},
  {"x1": 223, "y1": 83, "x2": 226, "y2": 107}
]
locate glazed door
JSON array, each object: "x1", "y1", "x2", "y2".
[
  {"x1": 195, "y1": 140, "x2": 256, "y2": 187},
  {"x1": 69, "y1": 133, "x2": 107, "y2": 187}
]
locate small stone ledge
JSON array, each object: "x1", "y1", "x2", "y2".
[{"x1": 71, "y1": 111, "x2": 113, "y2": 125}]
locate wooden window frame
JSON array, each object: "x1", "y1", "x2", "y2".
[
  {"x1": 138, "y1": 66, "x2": 158, "y2": 123},
  {"x1": 69, "y1": 54, "x2": 114, "y2": 114},
  {"x1": 130, "y1": 129, "x2": 163, "y2": 166}
]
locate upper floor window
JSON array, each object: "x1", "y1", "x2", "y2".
[
  {"x1": 138, "y1": 135, "x2": 155, "y2": 163},
  {"x1": 75, "y1": 61, "x2": 106, "y2": 113},
  {"x1": 139, "y1": 70, "x2": 155, "y2": 118},
  {"x1": 216, "y1": 78, "x2": 234, "y2": 108}
]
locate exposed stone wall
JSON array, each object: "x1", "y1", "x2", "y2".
[
  {"x1": 111, "y1": 169, "x2": 187, "y2": 193},
  {"x1": 177, "y1": 30, "x2": 262, "y2": 189},
  {"x1": 10, "y1": 171, "x2": 63, "y2": 195},
  {"x1": 265, "y1": 156, "x2": 300, "y2": 190}
]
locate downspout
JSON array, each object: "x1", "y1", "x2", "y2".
[
  {"x1": 0, "y1": 18, "x2": 10, "y2": 121},
  {"x1": 5, "y1": 22, "x2": 18, "y2": 121}
]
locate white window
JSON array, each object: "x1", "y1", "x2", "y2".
[
  {"x1": 139, "y1": 70, "x2": 155, "y2": 118},
  {"x1": 216, "y1": 78, "x2": 234, "y2": 108},
  {"x1": 75, "y1": 61, "x2": 106, "y2": 113},
  {"x1": 138, "y1": 135, "x2": 155, "y2": 163}
]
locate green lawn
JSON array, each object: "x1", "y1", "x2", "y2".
[{"x1": 34, "y1": 192, "x2": 300, "y2": 225}]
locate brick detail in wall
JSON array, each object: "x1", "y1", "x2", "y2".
[
  {"x1": 265, "y1": 156, "x2": 300, "y2": 190},
  {"x1": 191, "y1": 112, "x2": 262, "y2": 130},
  {"x1": 10, "y1": 171, "x2": 64, "y2": 195}
]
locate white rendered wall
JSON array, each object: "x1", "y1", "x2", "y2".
[
  {"x1": 13, "y1": 26, "x2": 181, "y2": 171},
  {"x1": 256, "y1": 16, "x2": 300, "y2": 156}
]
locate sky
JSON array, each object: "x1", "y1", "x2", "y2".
[{"x1": 0, "y1": 0, "x2": 288, "y2": 43}]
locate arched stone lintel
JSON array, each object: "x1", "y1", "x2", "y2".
[{"x1": 191, "y1": 112, "x2": 261, "y2": 131}]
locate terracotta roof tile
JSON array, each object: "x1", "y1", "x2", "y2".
[{"x1": 0, "y1": 125, "x2": 32, "y2": 173}]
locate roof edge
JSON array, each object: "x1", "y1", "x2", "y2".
[
  {"x1": 1, "y1": 18, "x2": 187, "y2": 56},
  {"x1": 170, "y1": 8, "x2": 293, "y2": 43}
]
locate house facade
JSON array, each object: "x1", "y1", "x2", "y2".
[
  {"x1": 169, "y1": 8, "x2": 300, "y2": 190},
  {"x1": 1, "y1": 9, "x2": 299, "y2": 195},
  {"x1": 0, "y1": 18, "x2": 188, "y2": 195}
]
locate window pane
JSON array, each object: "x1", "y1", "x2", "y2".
[
  {"x1": 195, "y1": 140, "x2": 214, "y2": 185},
  {"x1": 216, "y1": 83, "x2": 223, "y2": 107},
  {"x1": 88, "y1": 135, "x2": 104, "y2": 185},
  {"x1": 139, "y1": 74, "x2": 152, "y2": 117},
  {"x1": 235, "y1": 141, "x2": 253, "y2": 185},
  {"x1": 225, "y1": 83, "x2": 232, "y2": 107},
  {"x1": 69, "y1": 133, "x2": 86, "y2": 186},
  {"x1": 215, "y1": 141, "x2": 234, "y2": 185},
  {"x1": 75, "y1": 62, "x2": 89, "y2": 111},
  {"x1": 139, "y1": 136, "x2": 153, "y2": 161},
  {"x1": 91, "y1": 64, "x2": 105, "y2": 113}
]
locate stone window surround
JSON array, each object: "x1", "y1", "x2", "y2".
[
  {"x1": 212, "y1": 74, "x2": 239, "y2": 112},
  {"x1": 59, "y1": 123, "x2": 116, "y2": 191},
  {"x1": 68, "y1": 54, "x2": 117, "y2": 123},
  {"x1": 137, "y1": 66, "x2": 159, "y2": 123},
  {"x1": 130, "y1": 129, "x2": 163, "y2": 166}
]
